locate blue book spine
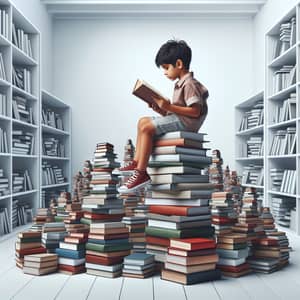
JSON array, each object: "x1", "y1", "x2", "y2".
[{"x1": 55, "y1": 248, "x2": 85, "y2": 259}]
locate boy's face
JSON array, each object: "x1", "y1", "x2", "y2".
[{"x1": 161, "y1": 62, "x2": 181, "y2": 81}]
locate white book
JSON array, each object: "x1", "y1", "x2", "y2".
[{"x1": 58, "y1": 257, "x2": 85, "y2": 266}]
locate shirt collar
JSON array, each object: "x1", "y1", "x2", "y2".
[{"x1": 175, "y1": 72, "x2": 193, "y2": 88}]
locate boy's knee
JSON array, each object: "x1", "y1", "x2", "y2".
[
  {"x1": 138, "y1": 117, "x2": 151, "y2": 128},
  {"x1": 140, "y1": 121, "x2": 155, "y2": 134}
]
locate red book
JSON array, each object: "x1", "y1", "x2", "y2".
[
  {"x1": 15, "y1": 246, "x2": 47, "y2": 258},
  {"x1": 83, "y1": 213, "x2": 125, "y2": 220},
  {"x1": 59, "y1": 264, "x2": 86, "y2": 274},
  {"x1": 212, "y1": 217, "x2": 237, "y2": 224},
  {"x1": 149, "y1": 205, "x2": 202, "y2": 216},
  {"x1": 85, "y1": 254, "x2": 124, "y2": 265},
  {"x1": 170, "y1": 238, "x2": 216, "y2": 251},
  {"x1": 218, "y1": 263, "x2": 250, "y2": 273},
  {"x1": 146, "y1": 236, "x2": 170, "y2": 247}
]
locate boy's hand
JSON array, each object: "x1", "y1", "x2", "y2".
[{"x1": 153, "y1": 97, "x2": 171, "y2": 111}]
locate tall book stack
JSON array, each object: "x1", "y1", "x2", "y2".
[
  {"x1": 232, "y1": 188, "x2": 264, "y2": 255},
  {"x1": 12, "y1": 130, "x2": 34, "y2": 155},
  {"x1": 210, "y1": 192, "x2": 238, "y2": 236},
  {"x1": 224, "y1": 168, "x2": 242, "y2": 212},
  {"x1": 72, "y1": 172, "x2": 84, "y2": 202},
  {"x1": 12, "y1": 96, "x2": 34, "y2": 124},
  {"x1": 209, "y1": 149, "x2": 224, "y2": 191},
  {"x1": 83, "y1": 142, "x2": 131, "y2": 278},
  {"x1": 23, "y1": 254, "x2": 58, "y2": 276},
  {"x1": 216, "y1": 234, "x2": 251, "y2": 277},
  {"x1": 0, "y1": 126, "x2": 8, "y2": 153},
  {"x1": 122, "y1": 253, "x2": 155, "y2": 278},
  {"x1": 15, "y1": 231, "x2": 46, "y2": 268},
  {"x1": 41, "y1": 222, "x2": 68, "y2": 252},
  {"x1": 0, "y1": 168, "x2": 9, "y2": 196},
  {"x1": 55, "y1": 233, "x2": 87, "y2": 275},
  {"x1": 161, "y1": 238, "x2": 221, "y2": 285},
  {"x1": 55, "y1": 192, "x2": 72, "y2": 223},
  {"x1": 145, "y1": 131, "x2": 214, "y2": 270}
]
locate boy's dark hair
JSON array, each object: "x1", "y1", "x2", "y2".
[{"x1": 155, "y1": 39, "x2": 192, "y2": 70}]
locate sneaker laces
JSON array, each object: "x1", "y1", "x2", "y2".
[{"x1": 126, "y1": 170, "x2": 140, "y2": 186}]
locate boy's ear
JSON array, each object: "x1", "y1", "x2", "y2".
[{"x1": 176, "y1": 59, "x2": 183, "y2": 69}]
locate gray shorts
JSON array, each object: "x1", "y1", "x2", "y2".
[{"x1": 151, "y1": 114, "x2": 186, "y2": 136}]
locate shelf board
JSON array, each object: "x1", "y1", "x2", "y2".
[
  {"x1": 42, "y1": 182, "x2": 70, "y2": 189},
  {"x1": 12, "y1": 189, "x2": 38, "y2": 197},
  {"x1": 42, "y1": 90, "x2": 70, "y2": 108},
  {"x1": 0, "y1": 78, "x2": 10, "y2": 87},
  {"x1": 268, "y1": 42, "x2": 297, "y2": 68},
  {"x1": 12, "y1": 44, "x2": 37, "y2": 66},
  {"x1": 268, "y1": 190, "x2": 296, "y2": 198},
  {"x1": 0, "y1": 152, "x2": 10, "y2": 157},
  {"x1": 0, "y1": 114, "x2": 11, "y2": 122},
  {"x1": 268, "y1": 84, "x2": 297, "y2": 101},
  {"x1": 12, "y1": 85, "x2": 38, "y2": 101},
  {"x1": 236, "y1": 156, "x2": 264, "y2": 161},
  {"x1": 236, "y1": 124, "x2": 264, "y2": 136},
  {"x1": 42, "y1": 124, "x2": 69, "y2": 135},
  {"x1": 12, "y1": 119, "x2": 38, "y2": 129},
  {"x1": 235, "y1": 91, "x2": 264, "y2": 109},
  {"x1": 268, "y1": 118, "x2": 297, "y2": 129},
  {"x1": 0, "y1": 194, "x2": 11, "y2": 201},
  {"x1": 12, "y1": 154, "x2": 38, "y2": 158},
  {"x1": 268, "y1": 154, "x2": 297, "y2": 159},
  {"x1": 0, "y1": 34, "x2": 11, "y2": 47},
  {"x1": 42, "y1": 156, "x2": 70, "y2": 161},
  {"x1": 241, "y1": 184, "x2": 264, "y2": 189}
]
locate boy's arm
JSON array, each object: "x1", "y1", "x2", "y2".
[{"x1": 153, "y1": 97, "x2": 201, "y2": 118}]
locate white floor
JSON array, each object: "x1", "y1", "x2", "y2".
[{"x1": 1, "y1": 226, "x2": 300, "y2": 300}]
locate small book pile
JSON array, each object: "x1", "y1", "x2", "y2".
[
  {"x1": 85, "y1": 222, "x2": 131, "y2": 278},
  {"x1": 246, "y1": 136, "x2": 264, "y2": 157},
  {"x1": 12, "y1": 95, "x2": 34, "y2": 124},
  {"x1": 145, "y1": 131, "x2": 214, "y2": 264},
  {"x1": 271, "y1": 197, "x2": 295, "y2": 228},
  {"x1": 42, "y1": 222, "x2": 68, "y2": 252},
  {"x1": 210, "y1": 192, "x2": 237, "y2": 236},
  {"x1": 239, "y1": 100, "x2": 264, "y2": 131},
  {"x1": 123, "y1": 253, "x2": 155, "y2": 278},
  {"x1": 216, "y1": 234, "x2": 251, "y2": 277},
  {"x1": 232, "y1": 188, "x2": 264, "y2": 255},
  {"x1": 209, "y1": 149, "x2": 224, "y2": 191},
  {"x1": 122, "y1": 216, "x2": 147, "y2": 253},
  {"x1": 42, "y1": 137, "x2": 65, "y2": 157},
  {"x1": 32, "y1": 208, "x2": 54, "y2": 227},
  {"x1": 15, "y1": 231, "x2": 46, "y2": 268},
  {"x1": 161, "y1": 238, "x2": 221, "y2": 285},
  {"x1": 0, "y1": 168, "x2": 9, "y2": 196},
  {"x1": 42, "y1": 161, "x2": 66, "y2": 185},
  {"x1": 42, "y1": 108, "x2": 64, "y2": 130},
  {"x1": 23, "y1": 254, "x2": 58, "y2": 276},
  {"x1": 0, "y1": 126, "x2": 9, "y2": 153},
  {"x1": 12, "y1": 130, "x2": 34, "y2": 155},
  {"x1": 56, "y1": 232, "x2": 87, "y2": 275}
]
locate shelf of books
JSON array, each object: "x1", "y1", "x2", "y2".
[
  {"x1": 40, "y1": 90, "x2": 71, "y2": 208},
  {"x1": 235, "y1": 91, "x2": 265, "y2": 208},
  {"x1": 0, "y1": 0, "x2": 40, "y2": 237},
  {"x1": 266, "y1": 5, "x2": 299, "y2": 234}
]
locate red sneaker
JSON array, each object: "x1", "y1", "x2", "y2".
[
  {"x1": 119, "y1": 160, "x2": 137, "y2": 173},
  {"x1": 118, "y1": 169, "x2": 151, "y2": 194}
]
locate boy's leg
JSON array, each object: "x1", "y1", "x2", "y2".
[{"x1": 133, "y1": 117, "x2": 150, "y2": 162}]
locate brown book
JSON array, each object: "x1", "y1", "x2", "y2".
[
  {"x1": 166, "y1": 253, "x2": 219, "y2": 266},
  {"x1": 132, "y1": 79, "x2": 168, "y2": 116},
  {"x1": 89, "y1": 227, "x2": 129, "y2": 235},
  {"x1": 85, "y1": 254, "x2": 123, "y2": 265},
  {"x1": 154, "y1": 138, "x2": 203, "y2": 149},
  {"x1": 18, "y1": 232, "x2": 41, "y2": 239},
  {"x1": 23, "y1": 266, "x2": 57, "y2": 275},
  {"x1": 15, "y1": 247, "x2": 47, "y2": 258},
  {"x1": 58, "y1": 264, "x2": 86, "y2": 275},
  {"x1": 24, "y1": 253, "x2": 58, "y2": 263},
  {"x1": 217, "y1": 234, "x2": 246, "y2": 244},
  {"x1": 15, "y1": 242, "x2": 42, "y2": 250},
  {"x1": 168, "y1": 247, "x2": 216, "y2": 257},
  {"x1": 24, "y1": 260, "x2": 58, "y2": 269},
  {"x1": 165, "y1": 262, "x2": 216, "y2": 274}
]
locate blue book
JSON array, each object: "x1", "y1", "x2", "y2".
[
  {"x1": 87, "y1": 238, "x2": 129, "y2": 245},
  {"x1": 124, "y1": 253, "x2": 155, "y2": 266},
  {"x1": 55, "y1": 248, "x2": 85, "y2": 259}
]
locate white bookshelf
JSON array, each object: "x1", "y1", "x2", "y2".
[
  {"x1": 266, "y1": 5, "x2": 299, "y2": 235},
  {"x1": 0, "y1": 0, "x2": 40, "y2": 236},
  {"x1": 235, "y1": 91, "x2": 264, "y2": 193},
  {"x1": 40, "y1": 90, "x2": 71, "y2": 208}
]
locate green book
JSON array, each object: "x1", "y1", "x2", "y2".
[
  {"x1": 145, "y1": 226, "x2": 214, "y2": 239},
  {"x1": 17, "y1": 237, "x2": 41, "y2": 243},
  {"x1": 54, "y1": 216, "x2": 64, "y2": 222},
  {"x1": 86, "y1": 242, "x2": 132, "y2": 253}
]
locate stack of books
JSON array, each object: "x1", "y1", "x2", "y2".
[
  {"x1": 223, "y1": 168, "x2": 242, "y2": 211},
  {"x1": 23, "y1": 254, "x2": 58, "y2": 276},
  {"x1": 12, "y1": 130, "x2": 34, "y2": 155},
  {"x1": 216, "y1": 234, "x2": 251, "y2": 277},
  {"x1": 55, "y1": 192, "x2": 72, "y2": 223},
  {"x1": 269, "y1": 127, "x2": 296, "y2": 156},
  {"x1": 12, "y1": 96, "x2": 34, "y2": 124},
  {"x1": 43, "y1": 137, "x2": 65, "y2": 157},
  {"x1": 32, "y1": 208, "x2": 54, "y2": 227},
  {"x1": 273, "y1": 65, "x2": 296, "y2": 94},
  {"x1": 246, "y1": 136, "x2": 264, "y2": 157},
  {"x1": 122, "y1": 253, "x2": 155, "y2": 278},
  {"x1": 208, "y1": 149, "x2": 224, "y2": 191},
  {"x1": 239, "y1": 100, "x2": 264, "y2": 131},
  {"x1": 122, "y1": 216, "x2": 147, "y2": 253},
  {"x1": 12, "y1": 199, "x2": 33, "y2": 228},
  {"x1": 271, "y1": 197, "x2": 295, "y2": 228},
  {"x1": 42, "y1": 162, "x2": 66, "y2": 185},
  {"x1": 56, "y1": 232, "x2": 87, "y2": 275},
  {"x1": 241, "y1": 165, "x2": 264, "y2": 186},
  {"x1": 260, "y1": 207, "x2": 276, "y2": 232},
  {"x1": 12, "y1": 170, "x2": 33, "y2": 193},
  {"x1": 0, "y1": 126, "x2": 8, "y2": 153},
  {"x1": 12, "y1": 65, "x2": 32, "y2": 94},
  {"x1": 161, "y1": 238, "x2": 221, "y2": 285},
  {"x1": 42, "y1": 108, "x2": 64, "y2": 130},
  {"x1": 41, "y1": 222, "x2": 68, "y2": 252},
  {"x1": 15, "y1": 231, "x2": 46, "y2": 268},
  {"x1": 232, "y1": 188, "x2": 264, "y2": 255},
  {"x1": 145, "y1": 131, "x2": 214, "y2": 266},
  {"x1": 0, "y1": 92, "x2": 7, "y2": 116},
  {"x1": 210, "y1": 192, "x2": 237, "y2": 236},
  {"x1": 0, "y1": 168, "x2": 9, "y2": 196},
  {"x1": 12, "y1": 23, "x2": 34, "y2": 58},
  {"x1": 272, "y1": 93, "x2": 296, "y2": 124}
]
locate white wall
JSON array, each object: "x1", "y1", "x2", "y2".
[
  {"x1": 253, "y1": 0, "x2": 299, "y2": 92},
  {"x1": 11, "y1": 0, "x2": 53, "y2": 90},
  {"x1": 53, "y1": 17, "x2": 253, "y2": 175}
]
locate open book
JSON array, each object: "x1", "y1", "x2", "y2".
[{"x1": 132, "y1": 79, "x2": 169, "y2": 116}]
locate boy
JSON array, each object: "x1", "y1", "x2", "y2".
[{"x1": 118, "y1": 39, "x2": 209, "y2": 193}]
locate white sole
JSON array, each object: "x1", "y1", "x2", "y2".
[{"x1": 118, "y1": 180, "x2": 151, "y2": 194}]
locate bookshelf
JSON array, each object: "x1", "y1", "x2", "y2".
[
  {"x1": 40, "y1": 90, "x2": 71, "y2": 208},
  {"x1": 0, "y1": 0, "x2": 40, "y2": 236},
  {"x1": 235, "y1": 91, "x2": 264, "y2": 191},
  {"x1": 266, "y1": 5, "x2": 299, "y2": 235}
]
